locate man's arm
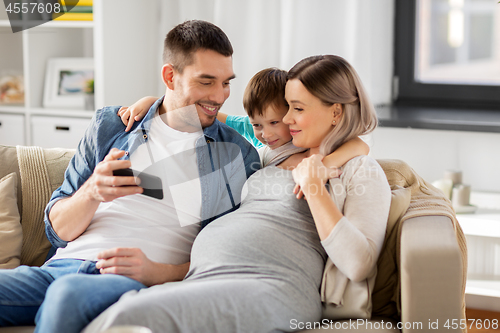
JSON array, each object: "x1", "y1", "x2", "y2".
[
  {"x1": 49, "y1": 146, "x2": 185, "y2": 285},
  {"x1": 45, "y1": 109, "x2": 187, "y2": 285},
  {"x1": 44, "y1": 107, "x2": 145, "y2": 244},
  {"x1": 49, "y1": 149, "x2": 142, "y2": 242}
]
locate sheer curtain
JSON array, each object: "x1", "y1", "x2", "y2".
[{"x1": 156, "y1": 0, "x2": 394, "y2": 115}]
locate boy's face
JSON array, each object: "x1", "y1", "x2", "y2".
[{"x1": 250, "y1": 104, "x2": 292, "y2": 149}]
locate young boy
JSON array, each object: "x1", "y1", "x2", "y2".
[
  {"x1": 118, "y1": 68, "x2": 369, "y2": 168},
  {"x1": 216, "y1": 68, "x2": 369, "y2": 167}
]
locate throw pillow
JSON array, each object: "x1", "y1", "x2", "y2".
[{"x1": 0, "y1": 172, "x2": 23, "y2": 269}]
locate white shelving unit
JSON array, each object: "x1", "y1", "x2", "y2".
[
  {"x1": 457, "y1": 206, "x2": 500, "y2": 312},
  {"x1": 0, "y1": 7, "x2": 95, "y2": 148},
  {"x1": 0, "y1": 0, "x2": 161, "y2": 149}
]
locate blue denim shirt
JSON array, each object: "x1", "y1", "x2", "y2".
[{"x1": 44, "y1": 97, "x2": 260, "y2": 249}]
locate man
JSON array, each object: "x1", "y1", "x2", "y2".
[{"x1": 0, "y1": 20, "x2": 259, "y2": 333}]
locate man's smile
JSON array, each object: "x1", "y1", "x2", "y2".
[{"x1": 198, "y1": 103, "x2": 219, "y2": 116}]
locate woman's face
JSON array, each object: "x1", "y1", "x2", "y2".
[{"x1": 283, "y1": 79, "x2": 336, "y2": 153}]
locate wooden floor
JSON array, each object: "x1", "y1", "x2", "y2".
[{"x1": 466, "y1": 308, "x2": 500, "y2": 332}]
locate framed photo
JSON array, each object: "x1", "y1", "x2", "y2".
[{"x1": 43, "y1": 58, "x2": 94, "y2": 109}]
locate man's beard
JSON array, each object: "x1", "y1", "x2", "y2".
[{"x1": 161, "y1": 104, "x2": 204, "y2": 133}]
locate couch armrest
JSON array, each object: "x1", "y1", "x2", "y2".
[{"x1": 400, "y1": 216, "x2": 464, "y2": 333}]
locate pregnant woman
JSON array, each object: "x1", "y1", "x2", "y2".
[{"x1": 84, "y1": 55, "x2": 391, "y2": 333}]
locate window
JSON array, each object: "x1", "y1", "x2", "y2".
[{"x1": 395, "y1": 0, "x2": 500, "y2": 108}]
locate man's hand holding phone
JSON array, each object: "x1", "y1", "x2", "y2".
[
  {"x1": 84, "y1": 148, "x2": 143, "y2": 203},
  {"x1": 49, "y1": 148, "x2": 142, "y2": 242}
]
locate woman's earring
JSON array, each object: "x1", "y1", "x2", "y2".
[{"x1": 332, "y1": 120, "x2": 336, "y2": 125}]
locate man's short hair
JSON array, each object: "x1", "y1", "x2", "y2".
[
  {"x1": 243, "y1": 68, "x2": 288, "y2": 118},
  {"x1": 163, "y1": 20, "x2": 233, "y2": 73}
]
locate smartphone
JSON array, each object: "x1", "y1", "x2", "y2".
[{"x1": 112, "y1": 168, "x2": 164, "y2": 200}]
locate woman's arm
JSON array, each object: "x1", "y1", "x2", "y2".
[
  {"x1": 293, "y1": 155, "x2": 391, "y2": 282},
  {"x1": 292, "y1": 154, "x2": 344, "y2": 239}
]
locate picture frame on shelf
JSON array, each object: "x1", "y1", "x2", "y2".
[{"x1": 43, "y1": 58, "x2": 94, "y2": 109}]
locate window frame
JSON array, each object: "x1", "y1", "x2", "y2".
[{"x1": 394, "y1": 0, "x2": 500, "y2": 109}]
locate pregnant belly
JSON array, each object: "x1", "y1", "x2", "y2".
[{"x1": 187, "y1": 210, "x2": 325, "y2": 282}]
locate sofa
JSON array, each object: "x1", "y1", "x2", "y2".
[{"x1": 0, "y1": 144, "x2": 467, "y2": 333}]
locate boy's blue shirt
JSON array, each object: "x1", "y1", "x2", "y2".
[
  {"x1": 225, "y1": 115, "x2": 264, "y2": 149},
  {"x1": 44, "y1": 97, "x2": 260, "y2": 249}
]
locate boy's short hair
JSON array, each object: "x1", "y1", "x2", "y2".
[
  {"x1": 163, "y1": 20, "x2": 233, "y2": 73},
  {"x1": 243, "y1": 68, "x2": 288, "y2": 118}
]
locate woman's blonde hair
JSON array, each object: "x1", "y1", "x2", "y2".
[{"x1": 287, "y1": 55, "x2": 377, "y2": 156}]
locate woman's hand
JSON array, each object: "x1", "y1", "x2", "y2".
[
  {"x1": 292, "y1": 154, "x2": 342, "y2": 199},
  {"x1": 292, "y1": 154, "x2": 345, "y2": 240},
  {"x1": 117, "y1": 96, "x2": 158, "y2": 132}
]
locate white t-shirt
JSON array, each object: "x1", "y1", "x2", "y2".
[{"x1": 51, "y1": 112, "x2": 203, "y2": 265}]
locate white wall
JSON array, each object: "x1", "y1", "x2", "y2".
[
  {"x1": 370, "y1": 127, "x2": 500, "y2": 193},
  {"x1": 93, "y1": 0, "x2": 161, "y2": 108},
  {"x1": 98, "y1": 0, "x2": 498, "y2": 194},
  {"x1": 155, "y1": 0, "x2": 395, "y2": 115}
]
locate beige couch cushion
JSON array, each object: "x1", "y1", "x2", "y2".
[
  {"x1": 0, "y1": 172, "x2": 23, "y2": 269},
  {"x1": 0, "y1": 146, "x2": 22, "y2": 217},
  {"x1": 16, "y1": 146, "x2": 75, "y2": 267},
  {"x1": 371, "y1": 184, "x2": 411, "y2": 319},
  {"x1": 0, "y1": 145, "x2": 75, "y2": 267},
  {"x1": 374, "y1": 159, "x2": 467, "y2": 329}
]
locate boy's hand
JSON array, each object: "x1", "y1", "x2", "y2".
[
  {"x1": 117, "y1": 96, "x2": 158, "y2": 132},
  {"x1": 118, "y1": 106, "x2": 147, "y2": 132},
  {"x1": 117, "y1": 107, "x2": 136, "y2": 132}
]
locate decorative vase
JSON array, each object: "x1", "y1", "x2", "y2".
[{"x1": 84, "y1": 93, "x2": 95, "y2": 111}]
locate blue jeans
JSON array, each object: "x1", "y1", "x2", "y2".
[{"x1": 0, "y1": 259, "x2": 146, "y2": 333}]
